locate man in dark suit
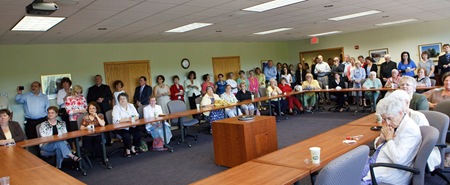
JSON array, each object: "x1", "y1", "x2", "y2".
[
  {"x1": 87, "y1": 75, "x2": 113, "y2": 115},
  {"x1": 438, "y1": 43, "x2": 450, "y2": 78},
  {"x1": 133, "y1": 76, "x2": 152, "y2": 107},
  {"x1": 295, "y1": 63, "x2": 307, "y2": 85}
]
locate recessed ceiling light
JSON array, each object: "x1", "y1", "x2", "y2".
[
  {"x1": 328, "y1": 10, "x2": 381, "y2": 21},
  {"x1": 254, "y1": 28, "x2": 293, "y2": 35},
  {"x1": 11, "y1": 16, "x2": 65, "y2": 31},
  {"x1": 165, "y1": 23, "x2": 213, "y2": 33},
  {"x1": 243, "y1": 0, "x2": 307, "y2": 12},
  {"x1": 308, "y1": 31, "x2": 342, "y2": 37},
  {"x1": 375, "y1": 19, "x2": 418, "y2": 26}
]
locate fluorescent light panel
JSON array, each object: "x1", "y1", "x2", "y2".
[
  {"x1": 165, "y1": 23, "x2": 213, "y2": 33},
  {"x1": 243, "y1": 0, "x2": 306, "y2": 12},
  {"x1": 254, "y1": 28, "x2": 292, "y2": 35},
  {"x1": 375, "y1": 19, "x2": 418, "y2": 26},
  {"x1": 308, "y1": 31, "x2": 342, "y2": 37},
  {"x1": 328, "y1": 10, "x2": 381, "y2": 21},
  {"x1": 11, "y1": 16, "x2": 65, "y2": 31}
]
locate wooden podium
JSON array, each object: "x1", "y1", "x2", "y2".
[{"x1": 212, "y1": 116, "x2": 278, "y2": 167}]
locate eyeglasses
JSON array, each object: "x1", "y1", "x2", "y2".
[{"x1": 399, "y1": 83, "x2": 412, "y2": 88}]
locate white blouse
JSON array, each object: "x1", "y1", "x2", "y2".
[{"x1": 112, "y1": 103, "x2": 139, "y2": 130}]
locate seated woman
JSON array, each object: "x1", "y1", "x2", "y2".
[
  {"x1": 80, "y1": 102, "x2": 105, "y2": 156},
  {"x1": 416, "y1": 67, "x2": 431, "y2": 87},
  {"x1": 143, "y1": 96, "x2": 172, "y2": 151},
  {"x1": 39, "y1": 106, "x2": 81, "y2": 169},
  {"x1": 267, "y1": 78, "x2": 288, "y2": 116},
  {"x1": 278, "y1": 78, "x2": 303, "y2": 114},
  {"x1": 220, "y1": 85, "x2": 242, "y2": 117},
  {"x1": 302, "y1": 73, "x2": 321, "y2": 112},
  {"x1": 112, "y1": 93, "x2": 141, "y2": 158},
  {"x1": 363, "y1": 71, "x2": 382, "y2": 112},
  {"x1": 0, "y1": 109, "x2": 25, "y2": 146},
  {"x1": 236, "y1": 82, "x2": 255, "y2": 116},
  {"x1": 384, "y1": 69, "x2": 401, "y2": 88},
  {"x1": 329, "y1": 73, "x2": 347, "y2": 112},
  {"x1": 423, "y1": 72, "x2": 450, "y2": 109},
  {"x1": 201, "y1": 86, "x2": 225, "y2": 134},
  {"x1": 361, "y1": 98, "x2": 421, "y2": 185}
]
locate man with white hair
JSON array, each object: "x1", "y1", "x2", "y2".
[
  {"x1": 398, "y1": 76, "x2": 429, "y2": 110},
  {"x1": 386, "y1": 90, "x2": 440, "y2": 171},
  {"x1": 314, "y1": 55, "x2": 331, "y2": 103},
  {"x1": 380, "y1": 54, "x2": 397, "y2": 86},
  {"x1": 362, "y1": 97, "x2": 421, "y2": 185}
]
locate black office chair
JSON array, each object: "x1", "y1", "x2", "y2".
[
  {"x1": 105, "y1": 110, "x2": 124, "y2": 157},
  {"x1": 76, "y1": 113, "x2": 93, "y2": 169},
  {"x1": 328, "y1": 82, "x2": 350, "y2": 112},
  {"x1": 167, "y1": 100, "x2": 199, "y2": 147}
]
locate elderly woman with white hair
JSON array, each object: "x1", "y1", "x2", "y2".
[
  {"x1": 384, "y1": 69, "x2": 401, "y2": 88},
  {"x1": 386, "y1": 90, "x2": 440, "y2": 171},
  {"x1": 301, "y1": 73, "x2": 321, "y2": 112},
  {"x1": 267, "y1": 78, "x2": 287, "y2": 116},
  {"x1": 398, "y1": 76, "x2": 429, "y2": 110},
  {"x1": 363, "y1": 71, "x2": 382, "y2": 112},
  {"x1": 361, "y1": 97, "x2": 421, "y2": 185}
]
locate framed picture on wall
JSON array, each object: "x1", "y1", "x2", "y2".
[
  {"x1": 418, "y1": 43, "x2": 442, "y2": 61},
  {"x1": 368, "y1": 48, "x2": 389, "y2": 63},
  {"x1": 41, "y1": 74, "x2": 71, "y2": 99}
]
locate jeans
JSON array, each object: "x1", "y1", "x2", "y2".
[{"x1": 41, "y1": 141, "x2": 72, "y2": 169}]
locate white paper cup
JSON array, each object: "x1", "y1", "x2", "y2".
[
  {"x1": 298, "y1": 86, "x2": 303, "y2": 92},
  {"x1": 196, "y1": 104, "x2": 200, "y2": 110},
  {"x1": 251, "y1": 94, "x2": 254, "y2": 101},
  {"x1": 0, "y1": 176, "x2": 10, "y2": 185},
  {"x1": 375, "y1": 114, "x2": 382, "y2": 125},
  {"x1": 309, "y1": 147, "x2": 321, "y2": 164},
  {"x1": 325, "y1": 85, "x2": 329, "y2": 90}
]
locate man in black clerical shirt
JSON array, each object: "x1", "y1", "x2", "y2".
[
  {"x1": 380, "y1": 54, "x2": 397, "y2": 86},
  {"x1": 87, "y1": 75, "x2": 113, "y2": 114}
]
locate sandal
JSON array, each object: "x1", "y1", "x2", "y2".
[{"x1": 71, "y1": 155, "x2": 82, "y2": 162}]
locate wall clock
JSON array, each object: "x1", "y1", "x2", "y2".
[{"x1": 181, "y1": 58, "x2": 190, "y2": 69}]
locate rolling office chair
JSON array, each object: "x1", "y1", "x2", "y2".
[
  {"x1": 370, "y1": 126, "x2": 439, "y2": 185},
  {"x1": 167, "y1": 100, "x2": 199, "y2": 147},
  {"x1": 328, "y1": 82, "x2": 350, "y2": 112},
  {"x1": 76, "y1": 113, "x2": 93, "y2": 169},
  {"x1": 105, "y1": 110, "x2": 124, "y2": 157},
  {"x1": 314, "y1": 145, "x2": 369, "y2": 185},
  {"x1": 419, "y1": 110, "x2": 450, "y2": 184}
]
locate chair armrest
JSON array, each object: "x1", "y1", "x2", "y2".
[
  {"x1": 369, "y1": 163, "x2": 420, "y2": 185},
  {"x1": 436, "y1": 144, "x2": 447, "y2": 149}
]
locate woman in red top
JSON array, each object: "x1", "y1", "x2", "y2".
[
  {"x1": 278, "y1": 78, "x2": 303, "y2": 114},
  {"x1": 170, "y1": 75, "x2": 184, "y2": 101}
]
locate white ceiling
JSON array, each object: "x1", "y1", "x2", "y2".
[{"x1": 0, "y1": 0, "x2": 449, "y2": 44}]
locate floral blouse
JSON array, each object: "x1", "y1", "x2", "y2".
[
  {"x1": 82, "y1": 113, "x2": 104, "y2": 127},
  {"x1": 65, "y1": 95, "x2": 87, "y2": 121}
]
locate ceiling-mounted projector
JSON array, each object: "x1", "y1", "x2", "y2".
[{"x1": 26, "y1": 1, "x2": 58, "y2": 15}]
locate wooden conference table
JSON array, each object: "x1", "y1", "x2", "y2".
[
  {"x1": 193, "y1": 114, "x2": 381, "y2": 184},
  {"x1": 0, "y1": 146, "x2": 85, "y2": 185}
]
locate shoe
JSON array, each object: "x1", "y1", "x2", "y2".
[
  {"x1": 339, "y1": 108, "x2": 345, "y2": 112},
  {"x1": 71, "y1": 155, "x2": 82, "y2": 162},
  {"x1": 131, "y1": 150, "x2": 139, "y2": 156}
]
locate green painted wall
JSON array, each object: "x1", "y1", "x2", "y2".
[{"x1": 0, "y1": 42, "x2": 290, "y2": 125}]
